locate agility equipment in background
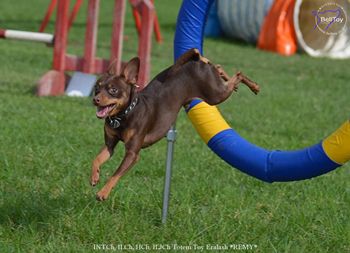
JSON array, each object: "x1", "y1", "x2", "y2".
[
  {"x1": 39, "y1": 0, "x2": 83, "y2": 33},
  {"x1": 0, "y1": 0, "x2": 83, "y2": 45},
  {"x1": 0, "y1": 0, "x2": 157, "y2": 96},
  {"x1": 204, "y1": 0, "x2": 223, "y2": 38},
  {"x1": 37, "y1": 0, "x2": 155, "y2": 96},
  {"x1": 66, "y1": 72, "x2": 97, "y2": 97},
  {"x1": 215, "y1": 0, "x2": 350, "y2": 58},
  {"x1": 258, "y1": 0, "x2": 297, "y2": 56},
  {"x1": 217, "y1": 0, "x2": 274, "y2": 43},
  {"x1": 39, "y1": 0, "x2": 163, "y2": 43},
  {"x1": 215, "y1": 0, "x2": 297, "y2": 55},
  {"x1": 132, "y1": 0, "x2": 163, "y2": 43},
  {"x1": 0, "y1": 29, "x2": 54, "y2": 44}
]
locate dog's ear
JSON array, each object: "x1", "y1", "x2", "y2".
[
  {"x1": 121, "y1": 57, "x2": 140, "y2": 84},
  {"x1": 107, "y1": 59, "x2": 119, "y2": 76}
]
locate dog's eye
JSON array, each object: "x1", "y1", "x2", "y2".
[
  {"x1": 94, "y1": 85, "x2": 100, "y2": 95},
  {"x1": 108, "y1": 88, "x2": 118, "y2": 95}
]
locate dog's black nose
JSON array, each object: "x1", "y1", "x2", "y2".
[{"x1": 93, "y1": 97, "x2": 100, "y2": 105}]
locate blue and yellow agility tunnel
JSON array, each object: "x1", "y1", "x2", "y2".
[{"x1": 175, "y1": 0, "x2": 350, "y2": 182}]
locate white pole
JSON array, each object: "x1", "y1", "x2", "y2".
[{"x1": 3, "y1": 30, "x2": 54, "y2": 44}]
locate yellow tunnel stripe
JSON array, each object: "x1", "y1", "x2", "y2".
[
  {"x1": 187, "y1": 101, "x2": 231, "y2": 144},
  {"x1": 322, "y1": 120, "x2": 350, "y2": 165}
]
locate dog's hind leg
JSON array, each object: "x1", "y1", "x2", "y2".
[
  {"x1": 215, "y1": 64, "x2": 259, "y2": 94},
  {"x1": 202, "y1": 66, "x2": 260, "y2": 106},
  {"x1": 215, "y1": 64, "x2": 230, "y2": 81},
  {"x1": 227, "y1": 72, "x2": 260, "y2": 94}
]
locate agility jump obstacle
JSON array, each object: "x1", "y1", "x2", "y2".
[
  {"x1": 39, "y1": 0, "x2": 83, "y2": 34},
  {"x1": 162, "y1": 0, "x2": 350, "y2": 222},
  {"x1": 37, "y1": 0, "x2": 155, "y2": 96},
  {"x1": 38, "y1": 0, "x2": 162, "y2": 43},
  {"x1": 0, "y1": 0, "x2": 83, "y2": 45},
  {"x1": 0, "y1": 0, "x2": 157, "y2": 96}
]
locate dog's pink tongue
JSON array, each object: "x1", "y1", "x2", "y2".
[{"x1": 96, "y1": 106, "x2": 109, "y2": 118}]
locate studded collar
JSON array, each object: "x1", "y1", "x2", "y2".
[{"x1": 106, "y1": 96, "x2": 139, "y2": 129}]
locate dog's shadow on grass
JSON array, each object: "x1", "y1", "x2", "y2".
[
  {"x1": 0, "y1": 190, "x2": 81, "y2": 229},
  {"x1": 0, "y1": 189, "x2": 165, "y2": 230}
]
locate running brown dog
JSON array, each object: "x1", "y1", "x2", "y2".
[{"x1": 91, "y1": 48, "x2": 260, "y2": 201}]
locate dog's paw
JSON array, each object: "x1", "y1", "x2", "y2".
[
  {"x1": 90, "y1": 172, "x2": 100, "y2": 187},
  {"x1": 96, "y1": 189, "x2": 109, "y2": 201}
]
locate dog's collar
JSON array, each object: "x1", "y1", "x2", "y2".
[{"x1": 106, "y1": 97, "x2": 139, "y2": 129}]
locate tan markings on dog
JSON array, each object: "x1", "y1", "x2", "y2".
[
  {"x1": 96, "y1": 175, "x2": 121, "y2": 200},
  {"x1": 91, "y1": 145, "x2": 111, "y2": 186}
]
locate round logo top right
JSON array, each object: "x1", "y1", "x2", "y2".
[{"x1": 312, "y1": 2, "x2": 348, "y2": 35}]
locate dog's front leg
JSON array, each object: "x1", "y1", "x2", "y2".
[
  {"x1": 91, "y1": 145, "x2": 115, "y2": 186},
  {"x1": 96, "y1": 137, "x2": 142, "y2": 201},
  {"x1": 91, "y1": 130, "x2": 119, "y2": 186}
]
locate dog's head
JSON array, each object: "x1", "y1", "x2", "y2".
[{"x1": 93, "y1": 57, "x2": 140, "y2": 119}]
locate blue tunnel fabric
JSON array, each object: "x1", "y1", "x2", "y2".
[
  {"x1": 208, "y1": 129, "x2": 339, "y2": 182},
  {"x1": 174, "y1": 0, "x2": 214, "y2": 59}
]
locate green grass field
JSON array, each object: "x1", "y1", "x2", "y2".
[{"x1": 1, "y1": 1, "x2": 350, "y2": 252}]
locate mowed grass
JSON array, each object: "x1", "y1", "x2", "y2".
[{"x1": 0, "y1": 0, "x2": 350, "y2": 252}]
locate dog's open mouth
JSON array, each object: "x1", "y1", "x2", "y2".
[{"x1": 96, "y1": 104, "x2": 116, "y2": 119}]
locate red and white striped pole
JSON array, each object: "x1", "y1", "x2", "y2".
[{"x1": 0, "y1": 28, "x2": 54, "y2": 44}]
